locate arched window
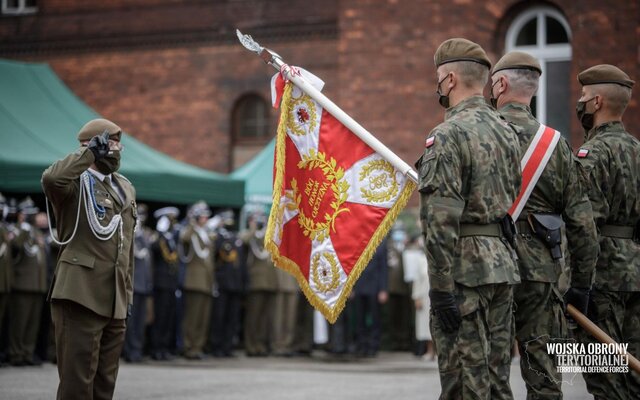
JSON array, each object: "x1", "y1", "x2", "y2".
[
  {"x1": 230, "y1": 93, "x2": 271, "y2": 170},
  {"x1": 506, "y1": 6, "x2": 572, "y2": 137},
  {"x1": 232, "y1": 94, "x2": 270, "y2": 143}
]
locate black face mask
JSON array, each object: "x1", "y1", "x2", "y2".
[
  {"x1": 96, "y1": 150, "x2": 121, "y2": 175},
  {"x1": 576, "y1": 97, "x2": 596, "y2": 132},
  {"x1": 436, "y1": 73, "x2": 452, "y2": 109},
  {"x1": 489, "y1": 79, "x2": 501, "y2": 109}
]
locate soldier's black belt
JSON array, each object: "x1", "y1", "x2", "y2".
[
  {"x1": 600, "y1": 224, "x2": 634, "y2": 239},
  {"x1": 459, "y1": 224, "x2": 502, "y2": 237}
]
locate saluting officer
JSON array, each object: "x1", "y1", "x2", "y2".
[
  {"x1": 8, "y1": 197, "x2": 47, "y2": 366},
  {"x1": 574, "y1": 64, "x2": 639, "y2": 400},
  {"x1": 150, "y1": 206, "x2": 181, "y2": 361},
  {"x1": 417, "y1": 38, "x2": 522, "y2": 399},
  {"x1": 179, "y1": 201, "x2": 215, "y2": 360},
  {"x1": 42, "y1": 118, "x2": 136, "y2": 400},
  {"x1": 490, "y1": 51, "x2": 599, "y2": 398},
  {"x1": 242, "y1": 212, "x2": 278, "y2": 357}
]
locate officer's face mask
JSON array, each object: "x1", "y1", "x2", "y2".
[
  {"x1": 489, "y1": 78, "x2": 502, "y2": 109},
  {"x1": 96, "y1": 149, "x2": 121, "y2": 175},
  {"x1": 576, "y1": 96, "x2": 597, "y2": 132},
  {"x1": 436, "y1": 73, "x2": 452, "y2": 109}
]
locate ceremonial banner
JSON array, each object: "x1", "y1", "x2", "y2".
[{"x1": 265, "y1": 76, "x2": 416, "y2": 323}]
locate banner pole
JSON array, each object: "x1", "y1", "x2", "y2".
[
  {"x1": 567, "y1": 304, "x2": 640, "y2": 374},
  {"x1": 236, "y1": 29, "x2": 419, "y2": 184}
]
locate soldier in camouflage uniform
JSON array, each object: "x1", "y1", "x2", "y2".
[
  {"x1": 417, "y1": 38, "x2": 522, "y2": 399},
  {"x1": 574, "y1": 64, "x2": 639, "y2": 400},
  {"x1": 490, "y1": 51, "x2": 599, "y2": 400}
]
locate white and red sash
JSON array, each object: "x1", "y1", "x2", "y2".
[{"x1": 508, "y1": 124, "x2": 561, "y2": 221}]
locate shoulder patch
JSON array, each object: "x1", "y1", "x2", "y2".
[
  {"x1": 425, "y1": 136, "x2": 435, "y2": 148},
  {"x1": 576, "y1": 148, "x2": 589, "y2": 158}
]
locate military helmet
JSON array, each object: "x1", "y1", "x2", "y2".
[
  {"x1": 18, "y1": 196, "x2": 39, "y2": 215},
  {"x1": 77, "y1": 118, "x2": 122, "y2": 142}
]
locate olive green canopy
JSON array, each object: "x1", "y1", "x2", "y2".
[{"x1": 0, "y1": 59, "x2": 244, "y2": 207}]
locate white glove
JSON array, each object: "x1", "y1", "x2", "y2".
[{"x1": 156, "y1": 216, "x2": 170, "y2": 233}]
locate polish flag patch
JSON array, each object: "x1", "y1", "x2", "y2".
[
  {"x1": 425, "y1": 136, "x2": 435, "y2": 148},
  {"x1": 577, "y1": 148, "x2": 589, "y2": 158}
]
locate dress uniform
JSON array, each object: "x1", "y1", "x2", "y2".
[
  {"x1": 353, "y1": 239, "x2": 388, "y2": 357},
  {"x1": 150, "y1": 207, "x2": 181, "y2": 360},
  {"x1": 0, "y1": 193, "x2": 13, "y2": 352},
  {"x1": 8, "y1": 198, "x2": 47, "y2": 366},
  {"x1": 272, "y1": 249, "x2": 299, "y2": 357},
  {"x1": 242, "y1": 214, "x2": 278, "y2": 356},
  {"x1": 42, "y1": 118, "x2": 136, "y2": 400},
  {"x1": 123, "y1": 204, "x2": 153, "y2": 362},
  {"x1": 491, "y1": 52, "x2": 598, "y2": 399},
  {"x1": 210, "y1": 210, "x2": 247, "y2": 357},
  {"x1": 573, "y1": 64, "x2": 639, "y2": 399},
  {"x1": 417, "y1": 38, "x2": 522, "y2": 399},
  {"x1": 386, "y1": 228, "x2": 413, "y2": 352},
  {"x1": 179, "y1": 201, "x2": 215, "y2": 360}
]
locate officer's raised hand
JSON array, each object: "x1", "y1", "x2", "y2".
[
  {"x1": 429, "y1": 289, "x2": 461, "y2": 333},
  {"x1": 87, "y1": 131, "x2": 110, "y2": 161}
]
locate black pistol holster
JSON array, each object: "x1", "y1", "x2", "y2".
[
  {"x1": 528, "y1": 213, "x2": 563, "y2": 260},
  {"x1": 634, "y1": 220, "x2": 640, "y2": 244},
  {"x1": 499, "y1": 214, "x2": 518, "y2": 249}
]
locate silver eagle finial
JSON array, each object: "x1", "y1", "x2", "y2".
[{"x1": 236, "y1": 29, "x2": 263, "y2": 55}]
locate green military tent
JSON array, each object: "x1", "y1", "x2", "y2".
[
  {"x1": 230, "y1": 138, "x2": 274, "y2": 205},
  {"x1": 0, "y1": 59, "x2": 244, "y2": 207}
]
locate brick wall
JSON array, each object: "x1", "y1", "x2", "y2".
[{"x1": 0, "y1": 0, "x2": 637, "y2": 177}]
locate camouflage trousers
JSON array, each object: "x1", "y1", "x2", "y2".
[
  {"x1": 514, "y1": 281, "x2": 567, "y2": 400},
  {"x1": 430, "y1": 283, "x2": 515, "y2": 400},
  {"x1": 576, "y1": 289, "x2": 640, "y2": 400}
]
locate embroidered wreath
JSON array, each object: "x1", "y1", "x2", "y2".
[
  {"x1": 287, "y1": 95, "x2": 318, "y2": 136},
  {"x1": 311, "y1": 252, "x2": 341, "y2": 293},
  {"x1": 359, "y1": 159, "x2": 399, "y2": 203},
  {"x1": 290, "y1": 149, "x2": 350, "y2": 242}
]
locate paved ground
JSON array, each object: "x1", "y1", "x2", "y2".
[{"x1": 0, "y1": 352, "x2": 590, "y2": 399}]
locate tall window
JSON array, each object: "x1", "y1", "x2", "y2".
[
  {"x1": 231, "y1": 93, "x2": 271, "y2": 170},
  {"x1": 1, "y1": 0, "x2": 37, "y2": 15},
  {"x1": 506, "y1": 6, "x2": 572, "y2": 138},
  {"x1": 232, "y1": 94, "x2": 270, "y2": 144}
]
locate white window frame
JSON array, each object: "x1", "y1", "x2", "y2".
[
  {"x1": 1, "y1": 0, "x2": 37, "y2": 15},
  {"x1": 505, "y1": 6, "x2": 572, "y2": 125}
]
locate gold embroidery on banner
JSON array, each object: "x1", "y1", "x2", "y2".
[
  {"x1": 311, "y1": 252, "x2": 341, "y2": 293},
  {"x1": 291, "y1": 149, "x2": 350, "y2": 242},
  {"x1": 359, "y1": 159, "x2": 399, "y2": 203},
  {"x1": 287, "y1": 95, "x2": 318, "y2": 136}
]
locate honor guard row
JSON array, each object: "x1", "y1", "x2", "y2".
[{"x1": 418, "y1": 38, "x2": 638, "y2": 400}]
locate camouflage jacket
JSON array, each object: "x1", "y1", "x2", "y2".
[
  {"x1": 499, "y1": 103, "x2": 597, "y2": 286},
  {"x1": 577, "y1": 121, "x2": 640, "y2": 292},
  {"x1": 416, "y1": 96, "x2": 521, "y2": 292}
]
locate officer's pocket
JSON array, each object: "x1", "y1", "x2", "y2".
[{"x1": 59, "y1": 251, "x2": 95, "y2": 269}]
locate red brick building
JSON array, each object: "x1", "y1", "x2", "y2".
[{"x1": 1, "y1": 0, "x2": 638, "y2": 176}]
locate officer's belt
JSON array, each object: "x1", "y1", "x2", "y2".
[
  {"x1": 600, "y1": 224, "x2": 634, "y2": 239},
  {"x1": 459, "y1": 223, "x2": 502, "y2": 237}
]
